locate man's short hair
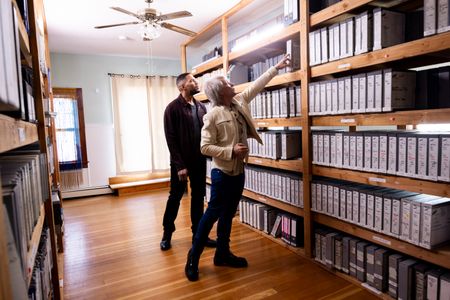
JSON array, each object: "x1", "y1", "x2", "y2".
[{"x1": 176, "y1": 73, "x2": 191, "y2": 90}]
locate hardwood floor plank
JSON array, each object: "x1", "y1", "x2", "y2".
[{"x1": 63, "y1": 190, "x2": 378, "y2": 299}]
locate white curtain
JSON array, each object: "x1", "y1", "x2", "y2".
[{"x1": 110, "y1": 75, "x2": 178, "y2": 174}]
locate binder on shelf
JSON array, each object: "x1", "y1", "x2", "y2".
[
  {"x1": 334, "y1": 234, "x2": 343, "y2": 271},
  {"x1": 228, "y1": 63, "x2": 249, "y2": 85},
  {"x1": 437, "y1": 0, "x2": 450, "y2": 33},
  {"x1": 354, "y1": 11, "x2": 373, "y2": 55},
  {"x1": 270, "y1": 214, "x2": 282, "y2": 237},
  {"x1": 426, "y1": 269, "x2": 447, "y2": 300},
  {"x1": 286, "y1": 38, "x2": 300, "y2": 72},
  {"x1": 356, "y1": 241, "x2": 368, "y2": 282},
  {"x1": 439, "y1": 134, "x2": 450, "y2": 182},
  {"x1": 340, "y1": 18, "x2": 354, "y2": 59},
  {"x1": 325, "y1": 232, "x2": 338, "y2": 268},
  {"x1": 440, "y1": 273, "x2": 450, "y2": 300},
  {"x1": 414, "y1": 263, "x2": 432, "y2": 300},
  {"x1": 349, "y1": 238, "x2": 360, "y2": 278},
  {"x1": 327, "y1": 23, "x2": 339, "y2": 62},
  {"x1": 424, "y1": 0, "x2": 438, "y2": 36},
  {"x1": 283, "y1": 0, "x2": 299, "y2": 26},
  {"x1": 382, "y1": 70, "x2": 416, "y2": 112},
  {"x1": 341, "y1": 236, "x2": 351, "y2": 274},
  {"x1": 388, "y1": 254, "x2": 406, "y2": 298},
  {"x1": 373, "y1": 8, "x2": 405, "y2": 51},
  {"x1": 365, "y1": 245, "x2": 379, "y2": 286},
  {"x1": 320, "y1": 28, "x2": 328, "y2": 64},
  {"x1": 373, "y1": 248, "x2": 390, "y2": 292},
  {"x1": 397, "y1": 258, "x2": 418, "y2": 300}
]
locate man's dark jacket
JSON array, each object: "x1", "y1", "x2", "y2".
[{"x1": 164, "y1": 94, "x2": 207, "y2": 171}]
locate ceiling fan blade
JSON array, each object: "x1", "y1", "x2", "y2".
[
  {"x1": 161, "y1": 22, "x2": 196, "y2": 37},
  {"x1": 95, "y1": 21, "x2": 142, "y2": 29},
  {"x1": 159, "y1": 11, "x2": 192, "y2": 21},
  {"x1": 110, "y1": 7, "x2": 142, "y2": 19}
]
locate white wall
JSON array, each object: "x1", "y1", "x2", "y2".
[{"x1": 50, "y1": 53, "x2": 181, "y2": 188}]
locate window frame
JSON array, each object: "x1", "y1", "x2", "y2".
[{"x1": 52, "y1": 87, "x2": 88, "y2": 169}]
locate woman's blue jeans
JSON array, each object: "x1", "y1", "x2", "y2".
[{"x1": 191, "y1": 168, "x2": 245, "y2": 258}]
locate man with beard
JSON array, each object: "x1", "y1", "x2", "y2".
[{"x1": 161, "y1": 73, "x2": 217, "y2": 251}]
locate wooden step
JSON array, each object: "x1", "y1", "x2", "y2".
[{"x1": 110, "y1": 178, "x2": 170, "y2": 196}]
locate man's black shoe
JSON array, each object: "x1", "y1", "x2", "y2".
[
  {"x1": 160, "y1": 232, "x2": 172, "y2": 251},
  {"x1": 185, "y1": 249, "x2": 199, "y2": 281},
  {"x1": 214, "y1": 251, "x2": 248, "y2": 268},
  {"x1": 205, "y1": 238, "x2": 217, "y2": 248}
]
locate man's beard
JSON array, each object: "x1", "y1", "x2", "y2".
[{"x1": 190, "y1": 88, "x2": 200, "y2": 96}]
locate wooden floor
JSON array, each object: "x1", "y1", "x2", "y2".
[{"x1": 62, "y1": 189, "x2": 378, "y2": 300}]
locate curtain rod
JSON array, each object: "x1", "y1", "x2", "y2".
[{"x1": 108, "y1": 72, "x2": 175, "y2": 78}]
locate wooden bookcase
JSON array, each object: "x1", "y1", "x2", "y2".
[
  {"x1": 0, "y1": 0, "x2": 62, "y2": 298},
  {"x1": 181, "y1": 0, "x2": 450, "y2": 298}
]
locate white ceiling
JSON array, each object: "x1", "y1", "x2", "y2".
[{"x1": 43, "y1": 0, "x2": 242, "y2": 59}]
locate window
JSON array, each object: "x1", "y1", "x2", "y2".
[{"x1": 52, "y1": 88, "x2": 88, "y2": 170}]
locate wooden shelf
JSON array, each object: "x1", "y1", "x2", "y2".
[
  {"x1": 240, "y1": 222, "x2": 305, "y2": 256},
  {"x1": 229, "y1": 22, "x2": 301, "y2": 62},
  {"x1": 192, "y1": 56, "x2": 223, "y2": 76},
  {"x1": 0, "y1": 115, "x2": 38, "y2": 153},
  {"x1": 310, "y1": 0, "x2": 374, "y2": 27},
  {"x1": 247, "y1": 156, "x2": 302, "y2": 173},
  {"x1": 254, "y1": 116, "x2": 303, "y2": 128},
  {"x1": 311, "y1": 31, "x2": 450, "y2": 78},
  {"x1": 311, "y1": 108, "x2": 450, "y2": 126},
  {"x1": 26, "y1": 204, "x2": 45, "y2": 286},
  {"x1": 242, "y1": 188, "x2": 304, "y2": 217},
  {"x1": 313, "y1": 212, "x2": 450, "y2": 269},
  {"x1": 312, "y1": 165, "x2": 450, "y2": 197}
]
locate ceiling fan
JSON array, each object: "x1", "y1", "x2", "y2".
[{"x1": 95, "y1": 0, "x2": 197, "y2": 40}]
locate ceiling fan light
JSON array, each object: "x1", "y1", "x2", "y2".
[{"x1": 139, "y1": 22, "x2": 161, "y2": 41}]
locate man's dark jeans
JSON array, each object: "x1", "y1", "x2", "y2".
[{"x1": 162, "y1": 162, "x2": 206, "y2": 235}]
